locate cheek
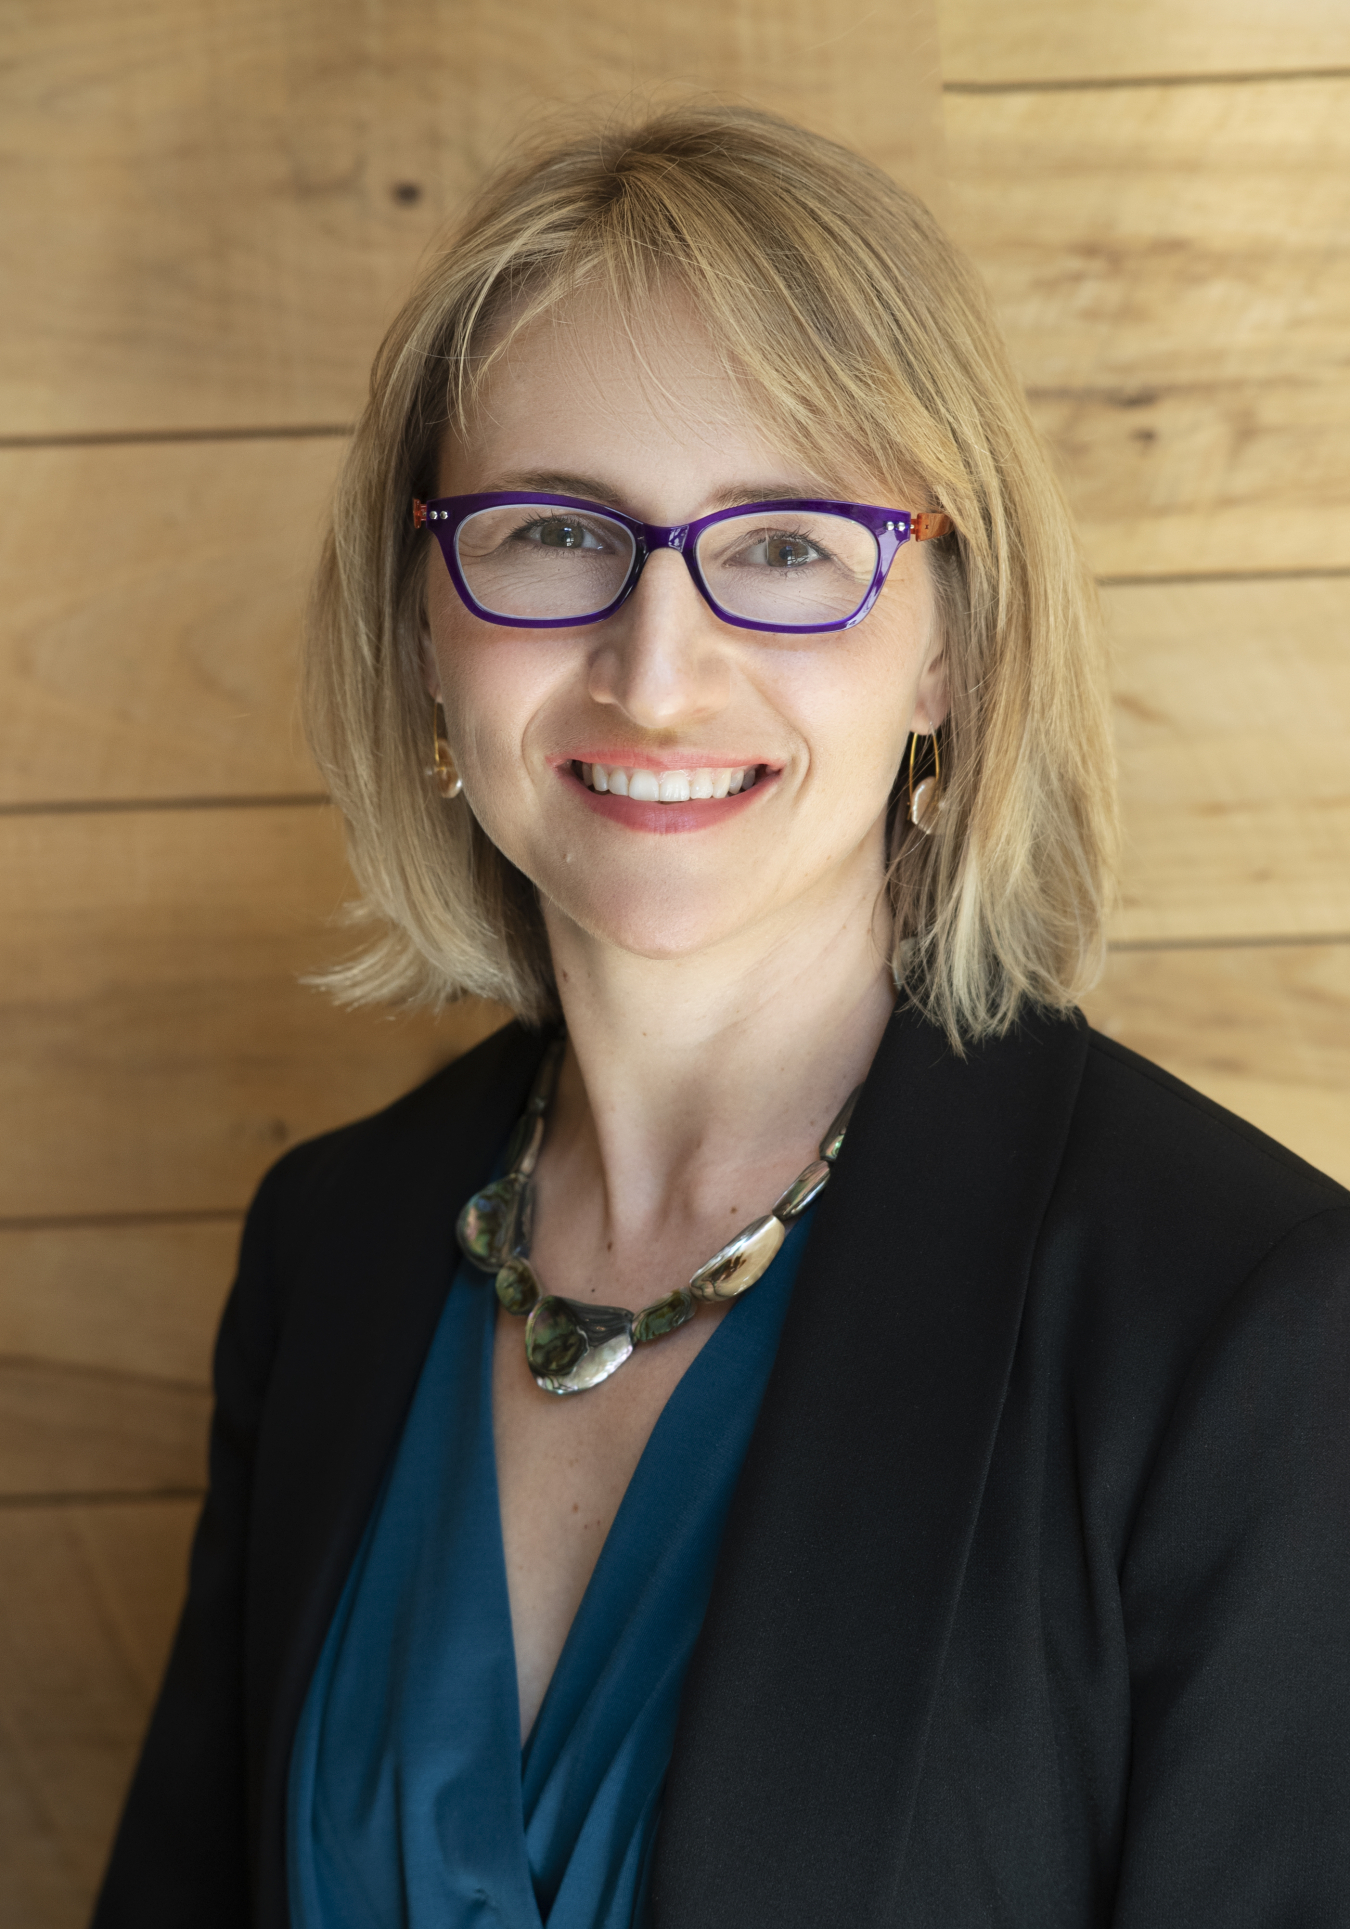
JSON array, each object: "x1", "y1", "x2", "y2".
[
  {"x1": 777, "y1": 629, "x2": 926, "y2": 802},
  {"x1": 426, "y1": 599, "x2": 579, "y2": 827},
  {"x1": 428, "y1": 582, "x2": 528, "y2": 759},
  {"x1": 842, "y1": 577, "x2": 939, "y2": 767}
]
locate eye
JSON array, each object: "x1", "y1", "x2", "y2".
[
  {"x1": 512, "y1": 515, "x2": 611, "y2": 552},
  {"x1": 741, "y1": 530, "x2": 828, "y2": 569}
]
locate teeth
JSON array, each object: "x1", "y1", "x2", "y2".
[{"x1": 581, "y1": 762, "x2": 759, "y2": 802}]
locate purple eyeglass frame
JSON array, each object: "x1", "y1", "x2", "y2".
[{"x1": 413, "y1": 491, "x2": 953, "y2": 635}]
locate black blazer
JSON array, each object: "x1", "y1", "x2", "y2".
[{"x1": 93, "y1": 1006, "x2": 1350, "y2": 1927}]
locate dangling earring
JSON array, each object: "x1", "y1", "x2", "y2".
[
  {"x1": 908, "y1": 730, "x2": 942, "y2": 835},
  {"x1": 427, "y1": 698, "x2": 462, "y2": 799}
]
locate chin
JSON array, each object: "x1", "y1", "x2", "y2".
[{"x1": 543, "y1": 874, "x2": 758, "y2": 963}]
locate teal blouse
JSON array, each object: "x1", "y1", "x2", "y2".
[{"x1": 286, "y1": 1210, "x2": 813, "y2": 1929}]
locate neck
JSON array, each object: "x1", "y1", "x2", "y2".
[{"x1": 539, "y1": 844, "x2": 897, "y2": 1236}]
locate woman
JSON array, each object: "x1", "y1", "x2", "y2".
[{"x1": 95, "y1": 107, "x2": 1350, "y2": 1927}]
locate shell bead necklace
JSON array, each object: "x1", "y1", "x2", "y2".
[{"x1": 455, "y1": 1036, "x2": 861, "y2": 1395}]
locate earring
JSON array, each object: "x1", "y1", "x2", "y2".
[
  {"x1": 908, "y1": 730, "x2": 942, "y2": 835},
  {"x1": 428, "y1": 699, "x2": 462, "y2": 800}
]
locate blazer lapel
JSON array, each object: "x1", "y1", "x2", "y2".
[
  {"x1": 244, "y1": 1018, "x2": 546, "y2": 1927},
  {"x1": 653, "y1": 1004, "x2": 1090, "y2": 1927}
]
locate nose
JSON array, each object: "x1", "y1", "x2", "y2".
[{"x1": 586, "y1": 549, "x2": 731, "y2": 730}]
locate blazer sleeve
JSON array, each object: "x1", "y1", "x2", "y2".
[
  {"x1": 1112, "y1": 1205, "x2": 1350, "y2": 1926},
  {"x1": 91, "y1": 1154, "x2": 298, "y2": 1928}
]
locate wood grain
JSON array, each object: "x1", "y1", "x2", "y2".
[
  {"x1": 0, "y1": 1362, "x2": 208, "y2": 1499},
  {"x1": 0, "y1": 802, "x2": 510, "y2": 1219},
  {"x1": 0, "y1": 0, "x2": 941, "y2": 439},
  {"x1": 1105, "y1": 574, "x2": 1350, "y2": 943},
  {"x1": 0, "y1": 1498, "x2": 196, "y2": 1927},
  {"x1": 940, "y1": 0, "x2": 1350, "y2": 87},
  {"x1": 0, "y1": 1221, "x2": 238, "y2": 1387},
  {"x1": 945, "y1": 78, "x2": 1350, "y2": 577},
  {"x1": 0, "y1": 438, "x2": 342, "y2": 806},
  {"x1": 1082, "y1": 942, "x2": 1350, "y2": 1186}
]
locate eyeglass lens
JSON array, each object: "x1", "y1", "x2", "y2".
[{"x1": 453, "y1": 504, "x2": 881, "y2": 628}]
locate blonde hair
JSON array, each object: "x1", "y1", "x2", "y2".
[{"x1": 306, "y1": 103, "x2": 1116, "y2": 1045}]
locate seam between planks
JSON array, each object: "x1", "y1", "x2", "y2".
[
  {"x1": 0, "y1": 1209, "x2": 243, "y2": 1233},
  {"x1": 0, "y1": 1352, "x2": 212, "y2": 1397},
  {"x1": 1110, "y1": 933, "x2": 1350, "y2": 954},
  {"x1": 0, "y1": 1486, "x2": 205, "y2": 1511},
  {"x1": 1099, "y1": 568, "x2": 1350, "y2": 589},
  {"x1": 0, "y1": 424, "x2": 351, "y2": 451},
  {"x1": 0, "y1": 793, "x2": 330, "y2": 819},
  {"x1": 943, "y1": 66, "x2": 1350, "y2": 96}
]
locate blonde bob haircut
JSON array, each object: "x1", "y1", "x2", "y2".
[{"x1": 307, "y1": 103, "x2": 1116, "y2": 1047}]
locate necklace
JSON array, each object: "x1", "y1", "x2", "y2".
[{"x1": 456, "y1": 1035, "x2": 861, "y2": 1395}]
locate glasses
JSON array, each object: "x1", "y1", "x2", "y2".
[{"x1": 413, "y1": 492, "x2": 952, "y2": 635}]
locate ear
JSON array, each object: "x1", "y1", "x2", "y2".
[
  {"x1": 909, "y1": 637, "x2": 949, "y2": 736},
  {"x1": 419, "y1": 622, "x2": 443, "y2": 705}
]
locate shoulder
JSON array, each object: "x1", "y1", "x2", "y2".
[
  {"x1": 1028, "y1": 1023, "x2": 1350, "y2": 1456},
  {"x1": 242, "y1": 1015, "x2": 545, "y2": 1268},
  {"x1": 1069, "y1": 1025, "x2": 1346, "y2": 1235},
  {"x1": 209, "y1": 1015, "x2": 548, "y2": 1404}
]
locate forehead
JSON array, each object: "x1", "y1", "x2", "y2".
[
  {"x1": 451, "y1": 289, "x2": 762, "y2": 458},
  {"x1": 439, "y1": 285, "x2": 861, "y2": 512}
]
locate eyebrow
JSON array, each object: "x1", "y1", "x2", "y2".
[{"x1": 483, "y1": 470, "x2": 833, "y2": 515}]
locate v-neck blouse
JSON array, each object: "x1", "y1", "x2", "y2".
[{"x1": 285, "y1": 1210, "x2": 814, "y2": 1929}]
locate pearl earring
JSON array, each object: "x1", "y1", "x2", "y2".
[{"x1": 907, "y1": 730, "x2": 942, "y2": 835}]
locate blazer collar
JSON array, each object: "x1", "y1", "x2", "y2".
[
  {"x1": 246, "y1": 1018, "x2": 548, "y2": 1926},
  {"x1": 652, "y1": 1001, "x2": 1090, "y2": 1927}
]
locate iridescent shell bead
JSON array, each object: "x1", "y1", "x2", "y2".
[
  {"x1": 632, "y1": 1287, "x2": 697, "y2": 1344},
  {"x1": 525, "y1": 1296, "x2": 635, "y2": 1395},
  {"x1": 494, "y1": 1256, "x2": 541, "y2": 1315},
  {"x1": 690, "y1": 1214, "x2": 785, "y2": 1302},
  {"x1": 526, "y1": 1037, "x2": 566, "y2": 1114},
  {"x1": 503, "y1": 1110, "x2": 545, "y2": 1178},
  {"x1": 819, "y1": 1086, "x2": 862, "y2": 1164},
  {"x1": 456, "y1": 1172, "x2": 532, "y2": 1270},
  {"x1": 772, "y1": 1158, "x2": 831, "y2": 1221}
]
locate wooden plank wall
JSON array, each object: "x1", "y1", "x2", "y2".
[
  {"x1": 0, "y1": 3, "x2": 941, "y2": 1920},
  {"x1": 2, "y1": 1, "x2": 1348, "y2": 1919},
  {"x1": 938, "y1": 2, "x2": 1350, "y2": 1180}
]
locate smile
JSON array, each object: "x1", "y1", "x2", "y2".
[
  {"x1": 558, "y1": 757, "x2": 777, "y2": 833},
  {"x1": 576, "y1": 761, "x2": 762, "y2": 801}
]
